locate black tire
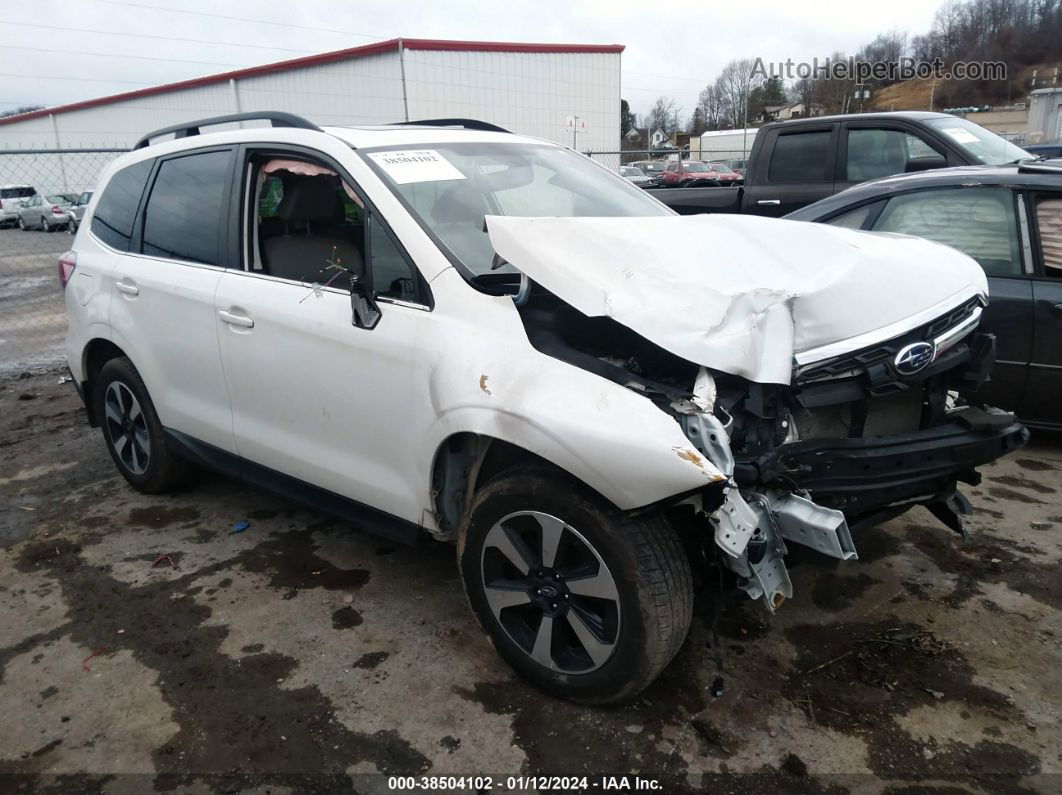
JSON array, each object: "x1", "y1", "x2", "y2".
[
  {"x1": 17, "y1": 216, "x2": 27, "y2": 230},
  {"x1": 458, "y1": 467, "x2": 693, "y2": 705},
  {"x1": 94, "y1": 356, "x2": 193, "y2": 493},
  {"x1": 42, "y1": 216, "x2": 54, "y2": 232}
]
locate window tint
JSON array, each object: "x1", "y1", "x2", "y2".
[
  {"x1": 846, "y1": 129, "x2": 942, "y2": 182},
  {"x1": 873, "y1": 188, "x2": 1022, "y2": 276},
  {"x1": 826, "y1": 202, "x2": 881, "y2": 230},
  {"x1": 1, "y1": 187, "x2": 35, "y2": 199},
  {"x1": 142, "y1": 151, "x2": 230, "y2": 264},
  {"x1": 90, "y1": 160, "x2": 152, "y2": 251},
  {"x1": 369, "y1": 218, "x2": 418, "y2": 302},
  {"x1": 1035, "y1": 195, "x2": 1062, "y2": 278},
  {"x1": 768, "y1": 131, "x2": 830, "y2": 182}
]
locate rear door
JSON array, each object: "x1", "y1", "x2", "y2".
[
  {"x1": 1021, "y1": 190, "x2": 1062, "y2": 425},
  {"x1": 108, "y1": 146, "x2": 237, "y2": 453},
  {"x1": 744, "y1": 123, "x2": 838, "y2": 216}
]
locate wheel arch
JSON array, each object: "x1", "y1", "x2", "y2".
[{"x1": 80, "y1": 338, "x2": 131, "y2": 426}]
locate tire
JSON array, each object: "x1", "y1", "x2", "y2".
[
  {"x1": 42, "y1": 216, "x2": 54, "y2": 232},
  {"x1": 67, "y1": 218, "x2": 77, "y2": 235},
  {"x1": 458, "y1": 467, "x2": 693, "y2": 705},
  {"x1": 17, "y1": 216, "x2": 26, "y2": 230},
  {"x1": 94, "y1": 357, "x2": 193, "y2": 493}
]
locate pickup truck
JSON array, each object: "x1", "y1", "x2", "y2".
[{"x1": 647, "y1": 111, "x2": 1032, "y2": 217}]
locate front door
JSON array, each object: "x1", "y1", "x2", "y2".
[
  {"x1": 1020, "y1": 191, "x2": 1062, "y2": 425},
  {"x1": 214, "y1": 148, "x2": 431, "y2": 522}
]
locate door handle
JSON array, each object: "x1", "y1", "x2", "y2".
[
  {"x1": 756, "y1": 199, "x2": 781, "y2": 206},
  {"x1": 115, "y1": 280, "x2": 139, "y2": 296},
  {"x1": 218, "y1": 309, "x2": 254, "y2": 328},
  {"x1": 1052, "y1": 303, "x2": 1062, "y2": 318}
]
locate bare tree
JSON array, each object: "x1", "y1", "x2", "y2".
[
  {"x1": 715, "y1": 58, "x2": 762, "y2": 128},
  {"x1": 645, "y1": 96, "x2": 681, "y2": 136},
  {"x1": 0, "y1": 105, "x2": 45, "y2": 119},
  {"x1": 696, "y1": 84, "x2": 724, "y2": 130}
]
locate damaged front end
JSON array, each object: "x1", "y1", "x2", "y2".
[
  {"x1": 675, "y1": 299, "x2": 1027, "y2": 610},
  {"x1": 515, "y1": 289, "x2": 1026, "y2": 612}
]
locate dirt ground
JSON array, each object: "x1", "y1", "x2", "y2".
[{"x1": 1, "y1": 370, "x2": 1060, "y2": 794}]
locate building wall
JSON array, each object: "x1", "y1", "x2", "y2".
[
  {"x1": 1029, "y1": 88, "x2": 1062, "y2": 143},
  {"x1": 403, "y1": 49, "x2": 620, "y2": 152},
  {"x1": 960, "y1": 108, "x2": 1028, "y2": 137},
  {"x1": 0, "y1": 47, "x2": 619, "y2": 152}
]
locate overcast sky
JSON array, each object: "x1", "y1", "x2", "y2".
[{"x1": 1, "y1": 0, "x2": 942, "y2": 120}]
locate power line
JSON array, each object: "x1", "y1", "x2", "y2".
[
  {"x1": 2, "y1": 44, "x2": 244, "y2": 69},
  {"x1": 0, "y1": 20, "x2": 317, "y2": 54},
  {"x1": 89, "y1": 0, "x2": 390, "y2": 39}
]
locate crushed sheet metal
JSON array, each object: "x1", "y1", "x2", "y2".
[{"x1": 485, "y1": 215, "x2": 987, "y2": 384}]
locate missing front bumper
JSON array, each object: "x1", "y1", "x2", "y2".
[{"x1": 734, "y1": 407, "x2": 1028, "y2": 517}]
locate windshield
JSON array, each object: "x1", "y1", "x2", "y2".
[
  {"x1": 684, "y1": 162, "x2": 710, "y2": 173},
  {"x1": 710, "y1": 163, "x2": 734, "y2": 173},
  {"x1": 620, "y1": 167, "x2": 644, "y2": 176},
  {"x1": 361, "y1": 142, "x2": 671, "y2": 276},
  {"x1": 925, "y1": 117, "x2": 1031, "y2": 165},
  {"x1": 45, "y1": 194, "x2": 71, "y2": 205},
  {"x1": 1, "y1": 187, "x2": 34, "y2": 199}
]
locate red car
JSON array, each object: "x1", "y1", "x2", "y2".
[{"x1": 661, "y1": 160, "x2": 741, "y2": 186}]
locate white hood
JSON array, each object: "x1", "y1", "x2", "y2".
[{"x1": 486, "y1": 214, "x2": 988, "y2": 384}]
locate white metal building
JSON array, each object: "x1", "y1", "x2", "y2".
[{"x1": 0, "y1": 37, "x2": 622, "y2": 152}]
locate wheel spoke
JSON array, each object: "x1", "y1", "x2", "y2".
[
  {"x1": 129, "y1": 440, "x2": 142, "y2": 472},
  {"x1": 104, "y1": 401, "x2": 122, "y2": 427},
  {"x1": 484, "y1": 584, "x2": 531, "y2": 618},
  {"x1": 128, "y1": 400, "x2": 142, "y2": 423},
  {"x1": 567, "y1": 607, "x2": 614, "y2": 667},
  {"x1": 536, "y1": 514, "x2": 565, "y2": 569},
  {"x1": 530, "y1": 615, "x2": 555, "y2": 668},
  {"x1": 113, "y1": 433, "x2": 129, "y2": 459},
  {"x1": 133, "y1": 426, "x2": 150, "y2": 452},
  {"x1": 566, "y1": 569, "x2": 619, "y2": 601},
  {"x1": 484, "y1": 523, "x2": 536, "y2": 576}
]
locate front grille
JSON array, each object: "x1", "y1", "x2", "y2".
[{"x1": 794, "y1": 295, "x2": 983, "y2": 387}]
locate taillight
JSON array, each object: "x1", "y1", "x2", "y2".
[
  {"x1": 58, "y1": 251, "x2": 77, "y2": 289},
  {"x1": 51, "y1": 204, "x2": 61, "y2": 214}
]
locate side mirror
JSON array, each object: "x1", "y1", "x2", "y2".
[
  {"x1": 349, "y1": 276, "x2": 381, "y2": 329},
  {"x1": 905, "y1": 156, "x2": 947, "y2": 173}
]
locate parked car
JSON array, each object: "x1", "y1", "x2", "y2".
[
  {"x1": 661, "y1": 160, "x2": 723, "y2": 186},
  {"x1": 786, "y1": 161, "x2": 1062, "y2": 429},
  {"x1": 618, "y1": 165, "x2": 651, "y2": 186},
  {"x1": 649, "y1": 111, "x2": 1032, "y2": 216},
  {"x1": 62, "y1": 112, "x2": 1025, "y2": 704},
  {"x1": 65, "y1": 190, "x2": 94, "y2": 234},
  {"x1": 18, "y1": 193, "x2": 74, "y2": 231},
  {"x1": 725, "y1": 159, "x2": 747, "y2": 177},
  {"x1": 0, "y1": 184, "x2": 36, "y2": 228},
  {"x1": 628, "y1": 159, "x2": 666, "y2": 185},
  {"x1": 1024, "y1": 140, "x2": 1062, "y2": 159},
  {"x1": 704, "y1": 161, "x2": 743, "y2": 183}
]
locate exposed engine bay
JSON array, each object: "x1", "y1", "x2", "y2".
[{"x1": 511, "y1": 286, "x2": 1028, "y2": 610}]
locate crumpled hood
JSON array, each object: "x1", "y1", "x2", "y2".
[{"x1": 486, "y1": 214, "x2": 988, "y2": 384}]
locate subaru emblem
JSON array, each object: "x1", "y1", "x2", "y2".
[{"x1": 894, "y1": 341, "x2": 935, "y2": 375}]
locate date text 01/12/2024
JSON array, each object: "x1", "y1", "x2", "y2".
[{"x1": 386, "y1": 775, "x2": 663, "y2": 790}]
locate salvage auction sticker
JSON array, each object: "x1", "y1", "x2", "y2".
[{"x1": 366, "y1": 149, "x2": 466, "y2": 184}]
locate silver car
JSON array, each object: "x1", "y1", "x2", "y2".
[
  {"x1": 0, "y1": 185, "x2": 36, "y2": 228},
  {"x1": 65, "y1": 191, "x2": 94, "y2": 234},
  {"x1": 17, "y1": 193, "x2": 75, "y2": 231},
  {"x1": 619, "y1": 165, "x2": 651, "y2": 186}
]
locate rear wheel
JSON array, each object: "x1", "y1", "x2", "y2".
[
  {"x1": 94, "y1": 357, "x2": 192, "y2": 493},
  {"x1": 42, "y1": 216, "x2": 54, "y2": 232},
  {"x1": 17, "y1": 216, "x2": 26, "y2": 230},
  {"x1": 458, "y1": 468, "x2": 693, "y2": 704}
]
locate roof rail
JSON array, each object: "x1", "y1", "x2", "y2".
[
  {"x1": 398, "y1": 118, "x2": 511, "y2": 134},
  {"x1": 134, "y1": 112, "x2": 321, "y2": 149}
]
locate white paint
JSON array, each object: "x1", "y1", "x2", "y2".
[{"x1": 485, "y1": 214, "x2": 988, "y2": 384}]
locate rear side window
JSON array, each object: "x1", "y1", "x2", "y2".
[
  {"x1": 142, "y1": 150, "x2": 231, "y2": 265},
  {"x1": 1035, "y1": 196, "x2": 1062, "y2": 278},
  {"x1": 768, "y1": 131, "x2": 831, "y2": 183},
  {"x1": 1, "y1": 186, "x2": 35, "y2": 199},
  {"x1": 90, "y1": 160, "x2": 152, "y2": 250}
]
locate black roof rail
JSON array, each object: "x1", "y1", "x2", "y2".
[
  {"x1": 398, "y1": 118, "x2": 510, "y2": 134},
  {"x1": 134, "y1": 112, "x2": 322, "y2": 149}
]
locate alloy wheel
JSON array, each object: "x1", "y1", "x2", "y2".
[
  {"x1": 480, "y1": 510, "x2": 621, "y2": 674},
  {"x1": 104, "y1": 381, "x2": 151, "y2": 476}
]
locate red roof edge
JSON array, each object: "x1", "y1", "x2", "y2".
[{"x1": 0, "y1": 38, "x2": 624, "y2": 128}]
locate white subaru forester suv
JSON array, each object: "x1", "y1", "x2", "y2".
[{"x1": 62, "y1": 113, "x2": 1026, "y2": 704}]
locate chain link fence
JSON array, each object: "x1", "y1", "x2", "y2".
[
  {"x1": 0, "y1": 148, "x2": 125, "y2": 376},
  {"x1": 584, "y1": 148, "x2": 752, "y2": 174}
]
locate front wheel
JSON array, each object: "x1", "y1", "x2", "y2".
[
  {"x1": 42, "y1": 216, "x2": 55, "y2": 232},
  {"x1": 458, "y1": 468, "x2": 693, "y2": 704},
  {"x1": 17, "y1": 216, "x2": 26, "y2": 230}
]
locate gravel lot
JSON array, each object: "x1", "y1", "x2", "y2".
[
  {"x1": 0, "y1": 370, "x2": 1060, "y2": 793},
  {"x1": 0, "y1": 228, "x2": 70, "y2": 376}
]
